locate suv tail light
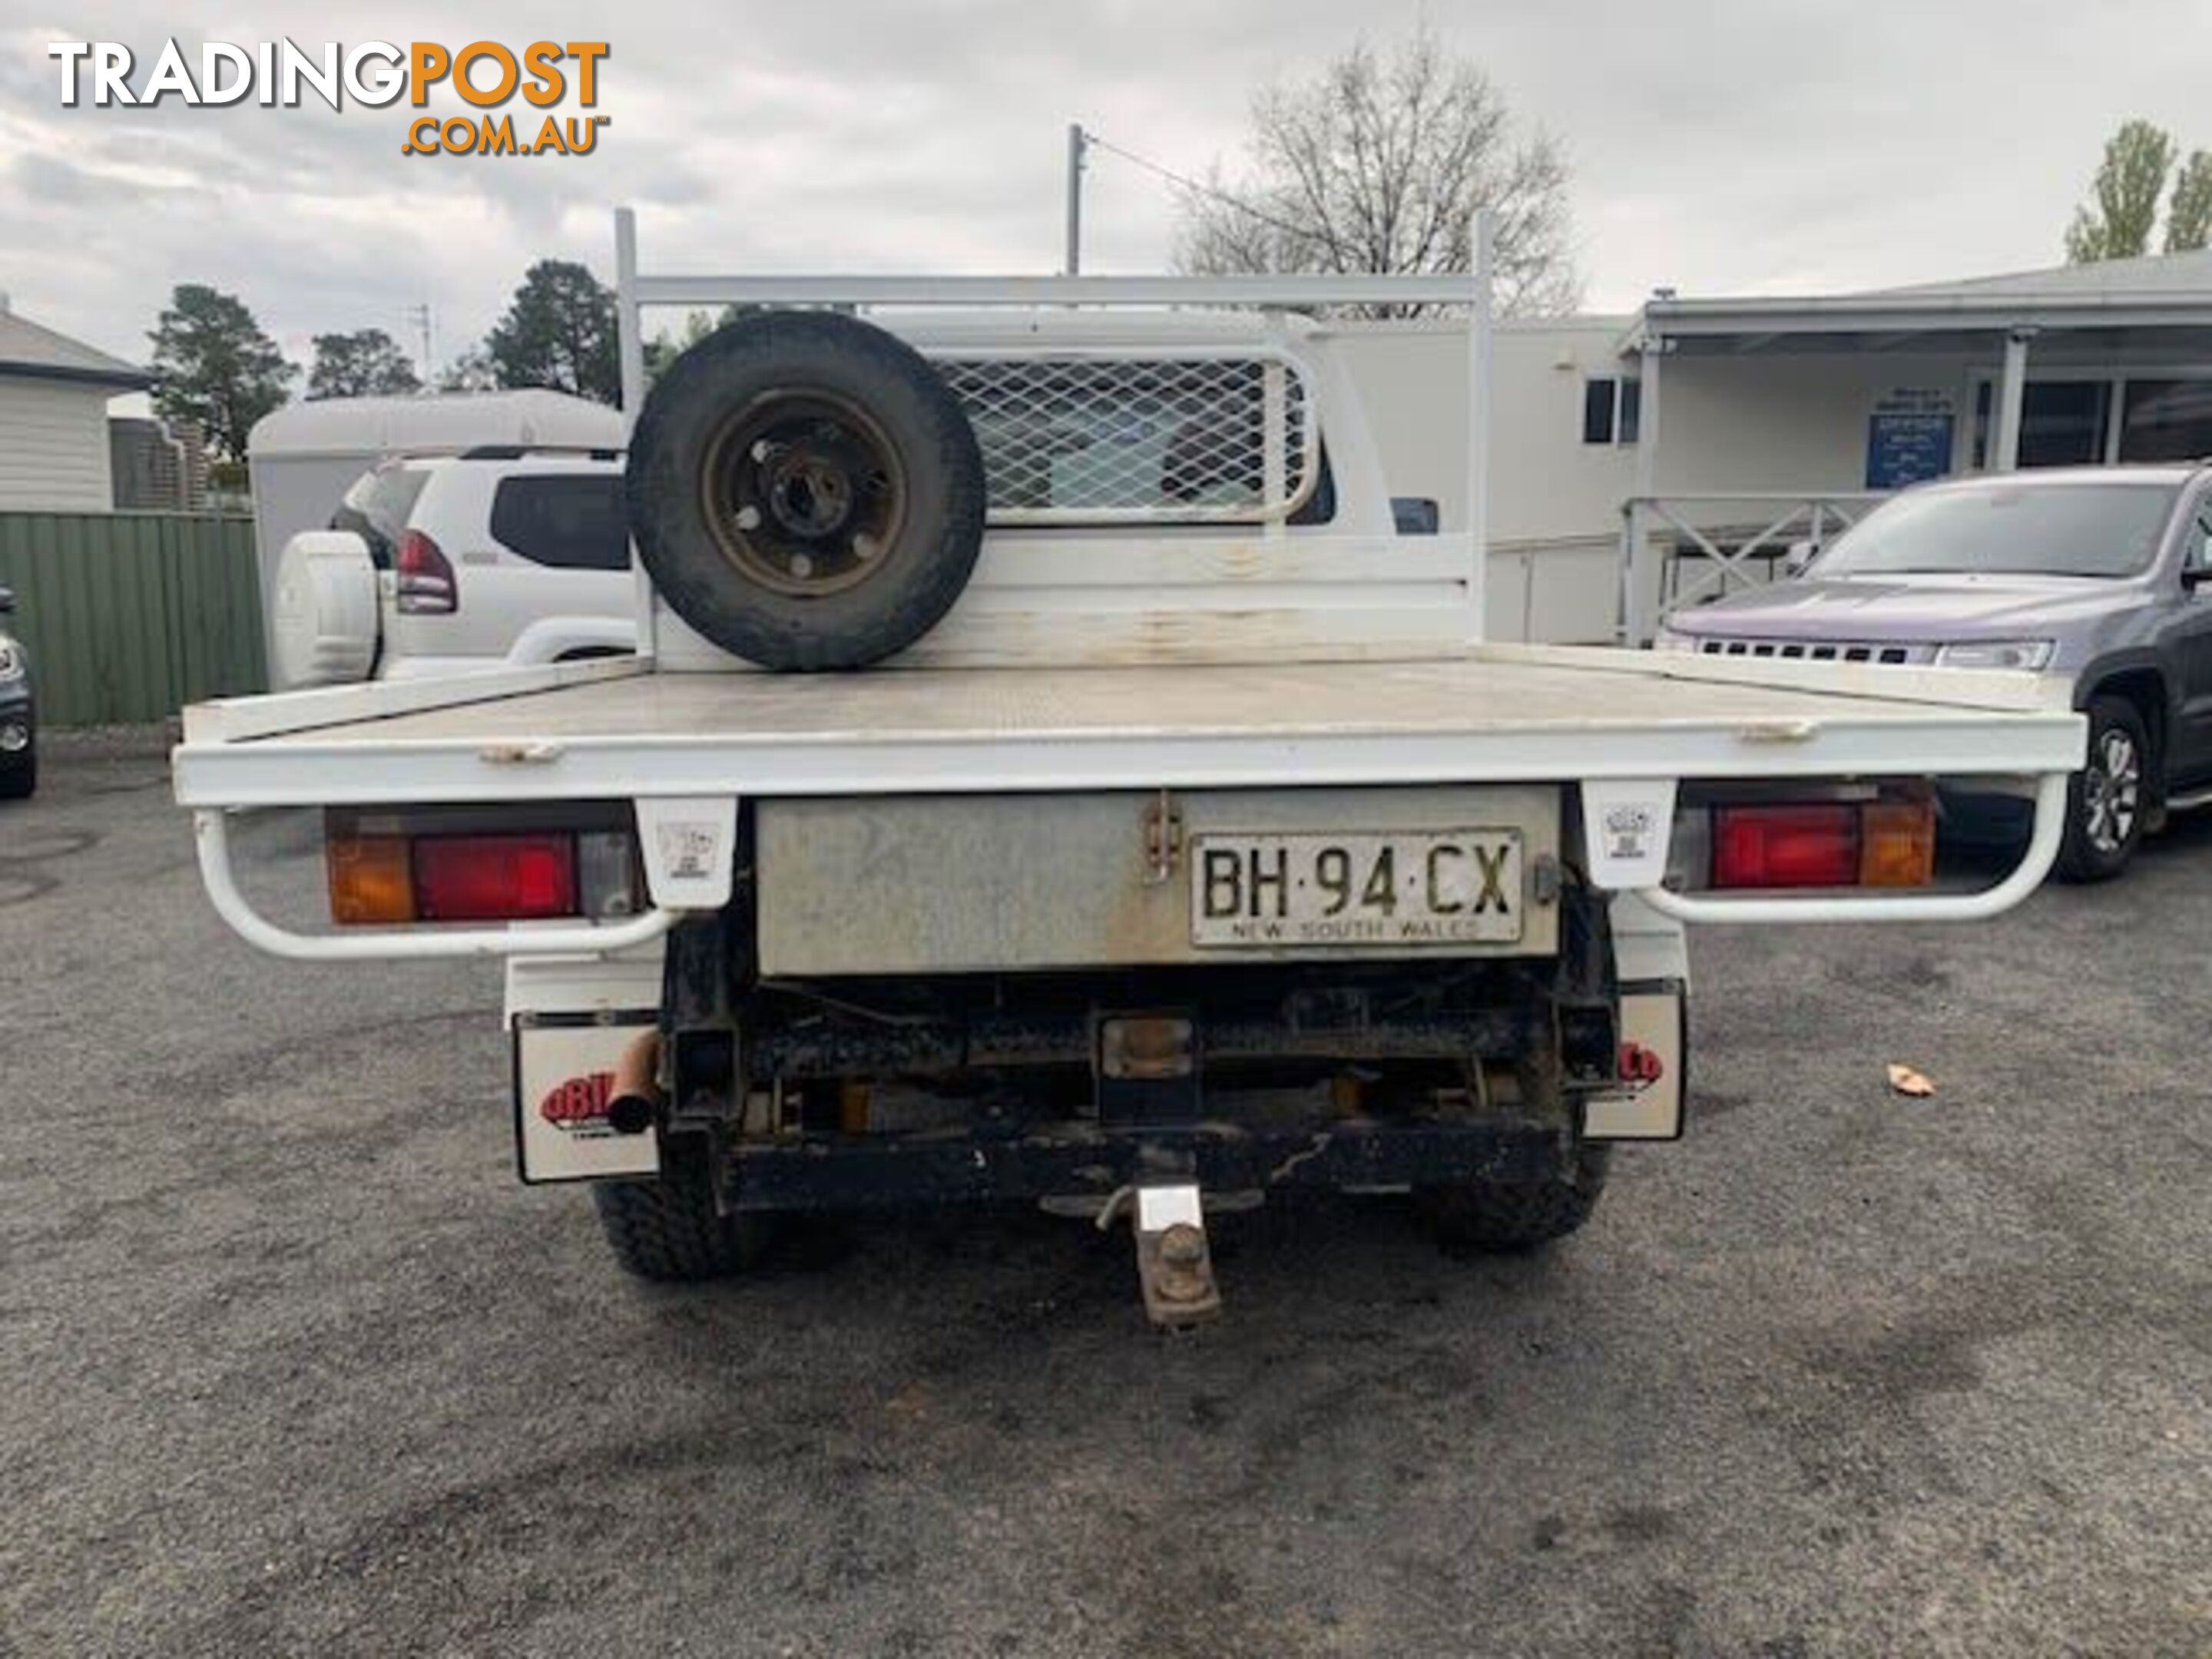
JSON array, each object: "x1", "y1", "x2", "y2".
[
  {"x1": 327, "y1": 820, "x2": 641, "y2": 925},
  {"x1": 395, "y1": 529, "x2": 456, "y2": 614}
]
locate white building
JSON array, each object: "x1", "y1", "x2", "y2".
[
  {"x1": 0, "y1": 299, "x2": 152, "y2": 512},
  {"x1": 1339, "y1": 247, "x2": 2212, "y2": 645}
]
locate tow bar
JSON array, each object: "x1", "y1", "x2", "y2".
[{"x1": 1130, "y1": 1183, "x2": 1220, "y2": 1329}]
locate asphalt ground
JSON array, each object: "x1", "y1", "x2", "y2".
[{"x1": 2, "y1": 735, "x2": 2207, "y2": 1657}]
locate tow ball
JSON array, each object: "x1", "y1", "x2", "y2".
[{"x1": 1130, "y1": 1183, "x2": 1221, "y2": 1329}]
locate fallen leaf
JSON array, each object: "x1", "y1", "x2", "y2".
[{"x1": 1887, "y1": 1063, "x2": 1935, "y2": 1098}]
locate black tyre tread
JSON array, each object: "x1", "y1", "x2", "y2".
[
  {"x1": 1416, "y1": 1145, "x2": 1612, "y2": 1254},
  {"x1": 592, "y1": 1166, "x2": 764, "y2": 1282},
  {"x1": 2055, "y1": 694, "x2": 2148, "y2": 884},
  {"x1": 0, "y1": 743, "x2": 34, "y2": 801},
  {"x1": 626, "y1": 311, "x2": 986, "y2": 672}
]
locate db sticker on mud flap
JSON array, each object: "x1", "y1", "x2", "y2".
[{"x1": 513, "y1": 1014, "x2": 661, "y2": 1183}]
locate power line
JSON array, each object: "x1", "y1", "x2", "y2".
[
  {"x1": 1081, "y1": 130, "x2": 1354, "y2": 258},
  {"x1": 1078, "y1": 128, "x2": 1477, "y2": 316}
]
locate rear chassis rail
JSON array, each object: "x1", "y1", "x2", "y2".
[
  {"x1": 724, "y1": 1122, "x2": 1571, "y2": 1213},
  {"x1": 644, "y1": 878, "x2": 1626, "y2": 1215}
]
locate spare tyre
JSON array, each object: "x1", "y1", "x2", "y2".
[
  {"x1": 625, "y1": 311, "x2": 987, "y2": 671},
  {"x1": 270, "y1": 529, "x2": 379, "y2": 689}
]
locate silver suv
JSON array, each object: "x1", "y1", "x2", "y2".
[{"x1": 1656, "y1": 465, "x2": 2212, "y2": 879}]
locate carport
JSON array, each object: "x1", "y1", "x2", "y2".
[{"x1": 1618, "y1": 249, "x2": 2212, "y2": 640}]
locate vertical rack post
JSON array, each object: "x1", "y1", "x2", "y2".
[
  {"x1": 614, "y1": 206, "x2": 657, "y2": 661},
  {"x1": 1065, "y1": 124, "x2": 1088, "y2": 276},
  {"x1": 1465, "y1": 209, "x2": 1494, "y2": 645}
]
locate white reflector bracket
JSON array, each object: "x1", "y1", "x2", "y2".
[
  {"x1": 1579, "y1": 778, "x2": 1678, "y2": 892},
  {"x1": 634, "y1": 796, "x2": 739, "y2": 909}
]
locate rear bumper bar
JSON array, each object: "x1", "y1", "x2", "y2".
[
  {"x1": 193, "y1": 809, "x2": 678, "y2": 962},
  {"x1": 1637, "y1": 771, "x2": 2068, "y2": 924},
  {"x1": 193, "y1": 767, "x2": 2075, "y2": 964}
]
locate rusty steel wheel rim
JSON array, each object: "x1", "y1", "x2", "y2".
[{"x1": 698, "y1": 389, "x2": 909, "y2": 598}]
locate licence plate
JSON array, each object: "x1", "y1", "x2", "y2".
[{"x1": 1189, "y1": 830, "x2": 1524, "y2": 949}]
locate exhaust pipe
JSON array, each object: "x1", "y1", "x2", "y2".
[{"x1": 605, "y1": 1028, "x2": 661, "y2": 1136}]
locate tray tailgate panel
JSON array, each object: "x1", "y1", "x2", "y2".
[{"x1": 755, "y1": 786, "x2": 1561, "y2": 975}]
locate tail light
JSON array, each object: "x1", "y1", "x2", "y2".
[
  {"x1": 327, "y1": 821, "x2": 641, "y2": 924},
  {"x1": 413, "y1": 833, "x2": 576, "y2": 920},
  {"x1": 396, "y1": 530, "x2": 456, "y2": 614},
  {"x1": 1713, "y1": 804, "x2": 1859, "y2": 888},
  {"x1": 1684, "y1": 795, "x2": 1936, "y2": 891}
]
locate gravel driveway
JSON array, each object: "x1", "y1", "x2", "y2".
[{"x1": 2, "y1": 737, "x2": 2207, "y2": 1657}]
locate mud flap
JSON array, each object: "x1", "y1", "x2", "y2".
[
  {"x1": 512, "y1": 1012, "x2": 664, "y2": 1183},
  {"x1": 1582, "y1": 982, "x2": 1687, "y2": 1141}
]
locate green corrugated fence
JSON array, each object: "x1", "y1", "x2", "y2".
[{"x1": 0, "y1": 512, "x2": 265, "y2": 727}]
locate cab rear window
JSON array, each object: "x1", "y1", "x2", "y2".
[{"x1": 491, "y1": 475, "x2": 629, "y2": 571}]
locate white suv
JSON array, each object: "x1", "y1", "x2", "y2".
[{"x1": 270, "y1": 449, "x2": 635, "y2": 687}]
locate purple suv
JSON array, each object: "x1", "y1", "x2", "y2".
[{"x1": 1654, "y1": 465, "x2": 2212, "y2": 880}]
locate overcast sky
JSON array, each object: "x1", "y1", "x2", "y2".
[{"x1": 2, "y1": 0, "x2": 2207, "y2": 381}]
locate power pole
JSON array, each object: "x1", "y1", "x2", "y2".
[{"x1": 1065, "y1": 123, "x2": 1088, "y2": 275}]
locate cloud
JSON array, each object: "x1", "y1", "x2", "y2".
[{"x1": 1, "y1": 0, "x2": 2206, "y2": 379}]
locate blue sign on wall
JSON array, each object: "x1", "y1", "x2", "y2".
[{"x1": 1866, "y1": 389, "x2": 1956, "y2": 489}]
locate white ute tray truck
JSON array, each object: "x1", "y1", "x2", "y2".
[{"x1": 173, "y1": 210, "x2": 2084, "y2": 1325}]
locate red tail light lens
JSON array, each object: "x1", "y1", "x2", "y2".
[
  {"x1": 326, "y1": 816, "x2": 641, "y2": 926},
  {"x1": 396, "y1": 530, "x2": 456, "y2": 614},
  {"x1": 412, "y1": 833, "x2": 577, "y2": 920},
  {"x1": 1712, "y1": 804, "x2": 1859, "y2": 889}
]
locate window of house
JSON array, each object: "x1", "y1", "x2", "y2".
[
  {"x1": 1583, "y1": 377, "x2": 1640, "y2": 446},
  {"x1": 1972, "y1": 379, "x2": 2115, "y2": 469},
  {"x1": 1583, "y1": 378, "x2": 1617, "y2": 445},
  {"x1": 2120, "y1": 379, "x2": 2212, "y2": 462},
  {"x1": 2018, "y1": 381, "x2": 2111, "y2": 468}
]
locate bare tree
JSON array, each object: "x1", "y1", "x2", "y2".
[{"x1": 1174, "y1": 27, "x2": 1579, "y2": 316}]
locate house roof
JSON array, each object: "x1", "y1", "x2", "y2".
[
  {"x1": 1624, "y1": 248, "x2": 2212, "y2": 356},
  {"x1": 1866, "y1": 247, "x2": 2212, "y2": 302},
  {"x1": 0, "y1": 306, "x2": 153, "y2": 390}
]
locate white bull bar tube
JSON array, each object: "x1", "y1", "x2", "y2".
[
  {"x1": 194, "y1": 810, "x2": 680, "y2": 962},
  {"x1": 1634, "y1": 771, "x2": 2071, "y2": 925}
]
